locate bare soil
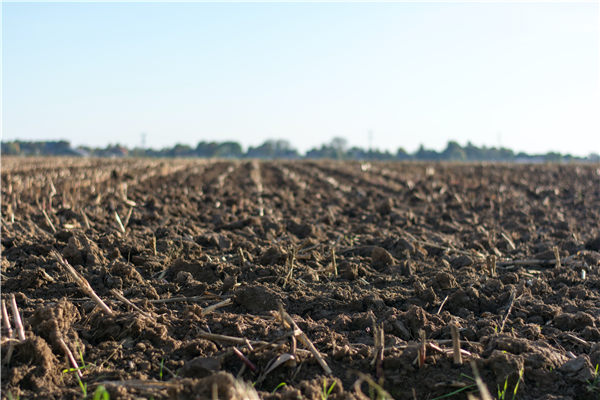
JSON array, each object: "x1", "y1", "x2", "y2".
[{"x1": 2, "y1": 158, "x2": 600, "y2": 400}]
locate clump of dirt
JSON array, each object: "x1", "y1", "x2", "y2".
[
  {"x1": 1, "y1": 336, "x2": 61, "y2": 395},
  {"x1": 28, "y1": 299, "x2": 82, "y2": 354}
]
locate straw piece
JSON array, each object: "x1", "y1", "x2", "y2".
[
  {"x1": 201, "y1": 298, "x2": 232, "y2": 315},
  {"x1": 471, "y1": 361, "x2": 493, "y2": 400},
  {"x1": 111, "y1": 289, "x2": 152, "y2": 318},
  {"x1": 59, "y1": 337, "x2": 83, "y2": 378},
  {"x1": 553, "y1": 246, "x2": 561, "y2": 268},
  {"x1": 279, "y1": 305, "x2": 332, "y2": 375},
  {"x1": 451, "y1": 324, "x2": 462, "y2": 365},
  {"x1": 114, "y1": 211, "x2": 126, "y2": 233},
  {"x1": 418, "y1": 329, "x2": 427, "y2": 368},
  {"x1": 436, "y1": 295, "x2": 449, "y2": 315},
  {"x1": 232, "y1": 347, "x2": 257, "y2": 372},
  {"x1": 10, "y1": 294, "x2": 26, "y2": 341},
  {"x1": 123, "y1": 207, "x2": 134, "y2": 228},
  {"x1": 500, "y1": 289, "x2": 516, "y2": 333},
  {"x1": 1, "y1": 300, "x2": 13, "y2": 338},
  {"x1": 42, "y1": 208, "x2": 57, "y2": 233},
  {"x1": 80, "y1": 209, "x2": 92, "y2": 229},
  {"x1": 52, "y1": 251, "x2": 114, "y2": 315}
]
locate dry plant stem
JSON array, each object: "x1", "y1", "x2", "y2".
[
  {"x1": 487, "y1": 255, "x2": 496, "y2": 276},
  {"x1": 59, "y1": 338, "x2": 83, "y2": 378},
  {"x1": 122, "y1": 207, "x2": 133, "y2": 228},
  {"x1": 49, "y1": 178, "x2": 57, "y2": 199},
  {"x1": 331, "y1": 247, "x2": 338, "y2": 276},
  {"x1": 212, "y1": 331, "x2": 309, "y2": 356},
  {"x1": 42, "y1": 208, "x2": 57, "y2": 233},
  {"x1": 4, "y1": 330, "x2": 17, "y2": 366},
  {"x1": 52, "y1": 251, "x2": 114, "y2": 315},
  {"x1": 282, "y1": 249, "x2": 296, "y2": 288},
  {"x1": 279, "y1": 305, "x2": 332, "y2": 375},
  {"x1": 232, "y1": 347, "x2": 257, "y2": 372},
  {"x1": 427, "y1": 342, "x2": 472, "y2": 357},
  {"x1": 80, "y1": 209, "x2": 91, "y2": 229},
  {"x1": 497, "y1": 258, "x2": 555, "y2": 267},
  {"x1": 148, "y1": 295, "x2": 222, "y2": 304},
  {"x1": 97, "y1": 380, "x2": 177, "y2": 390},
  {"x1": 10, "y1": 294, "x2": 26, "y2": 341},
  {"x1": 212, "y1": 382, "x2": 219, "y2": 400},
  {"x1": 418, "y1": 329, "x2": 426, "y2": 368},
  {"x1": 151, "y1": 235, "x2": 157, "y2": 256},
  {"x1": 500, "y1": 289, "x2": 516, "y2": 333},
  {"x1": 563, "y1": 332, "x2": 591, "y2": 349},
  {"x1": 375, "y1": 324, "x2": 385, "y2": 379},
  {"x1": 451, "y1": 324, "x2": 462, "y2": 365},
  {"x1": 553, "y1": 246, "x2": 561, "y2": 268},
  {"x1": 1, "y1": 300, "x2": 14, "y2": 338},
  {"x1": 436, "y1": 295, "x2": 449, "y2": 315},
  {"x1": 197, "y1": 330, "x2": 284, "y2": 349},
  {"x1": 201, "y1": 298, "x2": 232, "y2": 315},
  {"x1": 111, "y1": 289, "x2": 152, "y2": 318},
  {"x1": 114, "y1": 211, "x2": 126, "y2": 233},
  {"x1": 501, "y1": 231, "x2": 516, "y2": 250},
  {"x1": 470, "y1": 361, "x2": 493, "y2": 400}
]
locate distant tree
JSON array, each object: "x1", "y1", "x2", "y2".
[
  {"x1": 169, "y1": 144, "x2": 192, "y2": 157},
  {"x1": 2, "y1": 141, "x2": 20, "y2": 155},
  {"x1": 414, "y1": 144, "x2": 440, "y2": 160},
  {"x1": 346, "y1": 146, "x2": 367, "y2": 160},
  {"x1": 246, "y1": 139, "x2": 298, "y2": 159},
  {"x1": 306, "y1": 137, "x2": 349, "y2": 159},
  {"x1": 442, "y1": 141, "x2": 466, "y2": 161},
  {"x1": 396, "y1": 147, "x2": 410, "y2": 160},
  {"x1": 330, "y1": 137, "x2": 348, "y2": 158},
  {"x1": 215, "y1": 141, "x2": 243, "y2": 158},
  {"x1": 196, "y1": 141, "x2": 219, "y2": 157},
  {"x1": 544, "y1": 152, "x2": 562, "y2": 163}
]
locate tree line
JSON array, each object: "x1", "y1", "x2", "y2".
[{"x1": 2, "y1": 138, "x2": 598, "y2": 163}]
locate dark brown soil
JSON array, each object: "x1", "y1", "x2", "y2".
[{"x1": 2, "y1": 158, "x2": 600, "y2": 400}]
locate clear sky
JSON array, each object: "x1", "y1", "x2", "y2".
[{"x1": 2, "y1": 2, "x2": 599, "y2": 155}]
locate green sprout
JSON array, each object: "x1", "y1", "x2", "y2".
[
  {"x1": 498, "y1": 367, "x2": 524, "y2": 400},
  {"x1": 272, "y1": 382, "x2": 287, "y2": 394},
  {"x1": 76, "y1": 374, "x2": 87, "y2": 398},
  {"x1": 93, "y1": 385, "x2": 110, "y2": 400},
  {"x1": 321, "y1": 379, "x2": 337, "y2": 400}
]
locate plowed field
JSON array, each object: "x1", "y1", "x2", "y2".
[{"x1": 2, "y1": 158, "x2": 600, "y2": 400}]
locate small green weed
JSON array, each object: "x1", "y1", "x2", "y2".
[
  {"x1": 272, "y1": 382, "x2": 287, "y2": 394},
  {"x1": 321, "y1": 379, "x2": 337, "y2": 400},
  {"x1": 431, "y1": 373, "x2": 476, "y2": 400},
  {"x1": 498, "y1": 367, "x2": 524, "y2": 400},
  {"x1": 354, "y1": 372, "x2": 392, "y2": 400},
  {"x1": 93, "y1": 385, "x2": 110, "y2": 400},
  {"x1": 159, "y1": 358, "x2": 164, "y2": 380},
  {"x1": 431, "y1": 384, "x2": 477, "y2": 400},
  {"x1": 76, "y1": 374, "x2": 88, "y2": 397},
  {"x1": 60, "y1": 344, "x2": 96, "y2": 398}
]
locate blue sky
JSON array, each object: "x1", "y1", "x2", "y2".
[{"x1": 2, "y1": 2, "x2": 599, "y2": 155}]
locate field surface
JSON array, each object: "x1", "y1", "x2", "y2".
[{"x1": 2, "y1": 158, "x2": 600, "y2": 400}]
